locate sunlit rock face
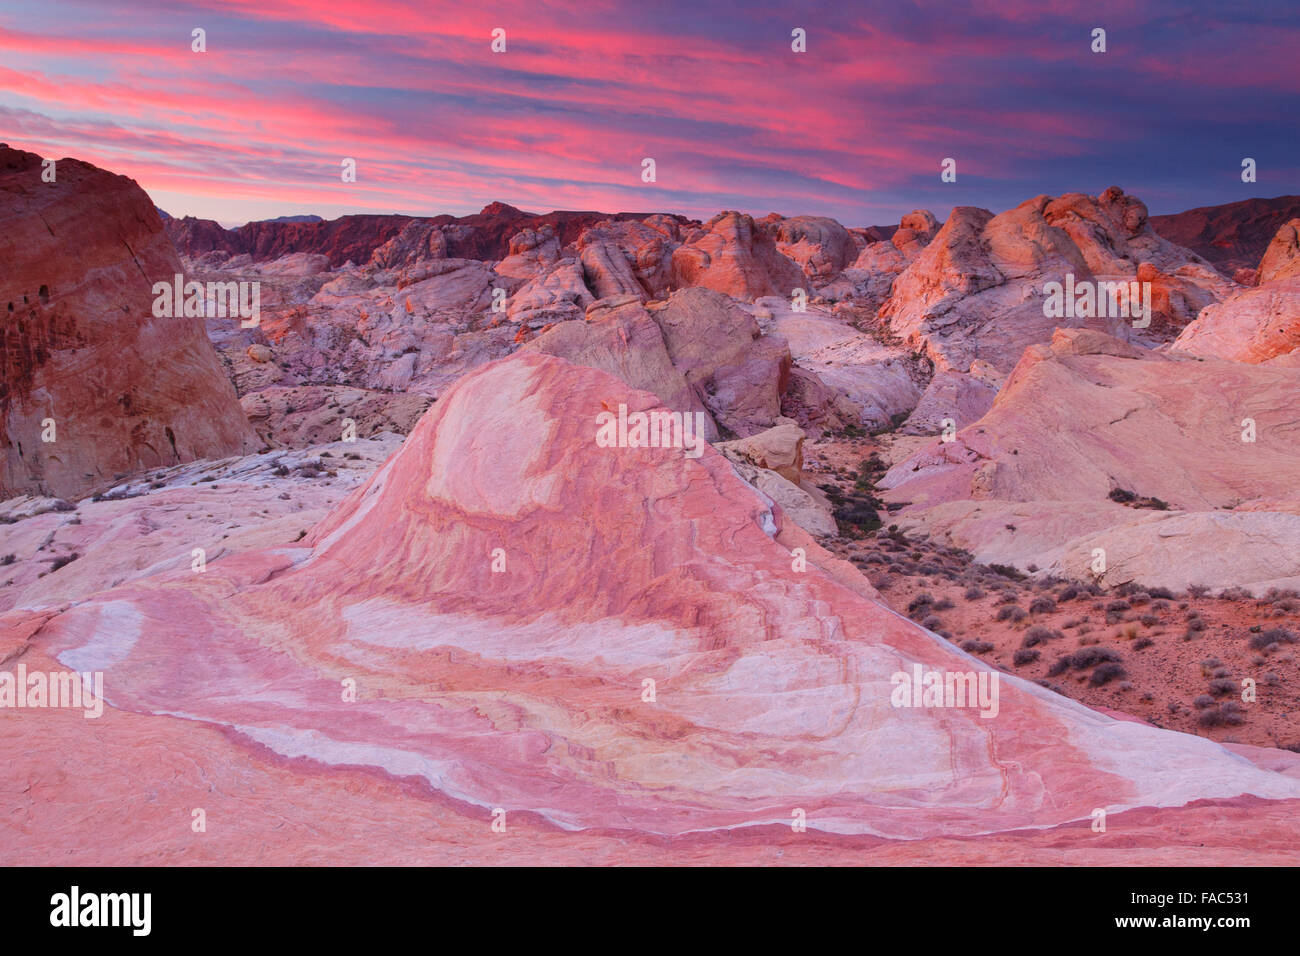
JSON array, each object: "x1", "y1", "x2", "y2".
[
  {"x1": 0, "y1": 146, "x2": 257, "y2": 499},
  {"x1": 881, "y1": 188, "x2": 1235, "y2": 375},
  {"x1": 1174, "y1": 220, "x2": 1300, "y2": 364}
]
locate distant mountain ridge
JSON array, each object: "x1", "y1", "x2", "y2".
[
  {"x1": 165, "y1": 194, "x2": 1300, "y2": 277},
  {"x1": 252, "y1": 214, "x2": 324, "y2": 225},
  {"x1": 164, "y1": 204, "x2": 693, "y2": 268},
  {"x1": 1150, "y1": 195, "x2": 1300, "y2": 275}
]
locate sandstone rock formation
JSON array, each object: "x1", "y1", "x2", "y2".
[
  {"x1": 1172, "y1": 280, "x2": 1300, "y2": 364},
  {"x1": 575, "y1": 218, "x2": 679, "y2": 300},
  {"x1": 1046, "y1": 510, "x2": 1300, "y2": 595},
  {"x1": 0, "y1": 146, "x2": 257, "y2": 499},
  {"x1": 240, "y1": 385, "x2": 433, "y2": 447},
  {"x1": 755, "y1": 298, "x2": 921, "y2": 429},
  {"x1": 870, "y1": 188, "x2": 1236, "y2": 436},
  {"x1": 881, "y1": 189, "x2": 1230, "y2": 378},
  {"x1": 763, "y1": 215, "x2": 854, "y2": 281},
  {"x1": 1258, "y1": 219, "x2": 1300, "y2": 283},
  {"x1": 6, "y1": 352, "x2": 1300, "y2": 864},
  {"x1": 716, "y1": 417, "x2": 805, "y2": 482},
  {"x1": 879, "y1": 328, "x2": 1300, "y2": 591},
  {"x1": 523, "y1": 296, "x2": 719, "y2": 439},
  {"x1": 671, "y1": 211, "x2": 805, "y2": 299},
  {"x1": 0, "y1": 432, "x2": 401, "y2": 613},
  {"x1": 649, "y1": 287, "x2": 790, "y2": 437},
  {"x1": 1173, "y1": 220, "x2": 1300, "y2": 363},
  {"x1": 716, "y1": 417, "x2": 835, "y2": 536},
  {"x1": 817, "y1": 209, "x2": 938, "y2": 308},
  {"x1": 523, "y1": 288, "x2": 794, "y2": 440}
]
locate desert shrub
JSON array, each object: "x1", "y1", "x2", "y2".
[
  {"x1": 1193, "y1": 694, "x2": 1216, "y2": 709},
  {"x1": 1133, "y1": 637, "x2": 1153, "y2": 650},
  {"x1": 1249, "y1": 628, "x2": 1297, "y2": 651},
  {"x1": 961, "y1": 640, "x2": 994, "y2": 653},
  {"x1": 987, "y1": 563, "x2": 1026, "y2": 581},
  {"x1": 1139, "y1": 614, "x2": 1159, "y2": 627},
  {"x1": 49, "y1": 552, "x2": 79, "y2": 572},
  {"x1": 1106, "y1": 600, "x2": 1130, "y2": 612},
  {"x1": 1022, "y1": 626, "x2": 1057, "y2": 647},
  {"x1": 921, "y1": 615, "x2": 942, "y2": 630},
  {"x1": 1207, "y1": 678, "x2": 1236, "y2": 697},
  {"x1": 1068, "y1": 647, "x2": 1123, "y2": 669},
  {"x1": 1147, "y1": 587, "x2": 1175, "y2": 600},
  {"x1": 931, "y1": 598, "x2": 955, "y2": 612},
  {"x1": 1187, "y1": 584, "x2": 1210, "y2": 597},
  {"x1": 1029, "y1": 596, "x2": 1057, "y2": 615},
  {"x1": 1057, "y1": 585, "x2": 1081, "y2": 602},
  {"x1": 1013, "y1": 648, "x2": 1041, "y2": 667},
  {"x1": 1089, "y1": 662, "x2": 1128, "y2": 686},
  {"x1": 996, "y1": 605, "x2": 1027, "y2": 623},
  {"x1": 964, "y1": 586, "x2": 986, "y2": 600},
  {"x1": 831, "y1": 493, "x2": 882, "y2": 536},
  {"x1": 1198, "y1": 702, "x2": 1245, "y2": 727},
  {"x1": 907, "y1": 593, "x2": 934, "y2": 615},
  {"x1": 1048, "y1": 646, "x2": 1123, "y2": 677}
]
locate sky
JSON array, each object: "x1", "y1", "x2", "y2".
[{"x1": 1, "y1": 0, "x2": 1297, "y2": 228}]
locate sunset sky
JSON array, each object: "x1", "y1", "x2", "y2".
[{"x1": 2, "y1": 0, "x2": 1296, "y2": 227}]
